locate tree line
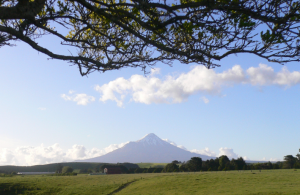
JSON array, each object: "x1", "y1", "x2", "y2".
[
  {"x1": 161, "y1": 154, "x2": 300, "y2": 173},
  {"x1": 2, "y1": 153, "x2": 299, "y2": 175}
]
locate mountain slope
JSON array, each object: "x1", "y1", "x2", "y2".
[{"x1": 81, "y1": 133, "x2": 212, "y2": 163}]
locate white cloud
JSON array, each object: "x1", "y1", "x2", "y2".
[
  {"x1": 95, "y1": 65, "x2": 245, "y2": 106},
  {"x1": 69, "y1": 90, "x2": 75, "y2": 94},
  {"x1": 0, "y1": 149, "x2": 18, "y2": 165},
  {"x1": 201, "y1": 96, "x2": 209, "y2": 104},
  {"x1": 66, "y1": 145, "x2": 87, "y2": 160},
  {"x1": 177, "y1": 145, "x2": 188, "y2": 150},
  {"x1": 269, "y1": 158, "x2": 281, "y2": 162},
  {"x1": 150, "y1": 68, "x2": 161, "y2": 76},
  {"x1": 94, "y1": 64, "x2": 300, "y2": 107},
  {"x1": 162, "y1": 139, "x2": 188, "y2": 150},
  {"x1": 218, "y1": 147, "x2": 239, "y2": 159},
  {"x1": 247, "y1": 64, "x2": 300, "y2": 87},
  {"x1": 0, "y1": 141, "x2": 130, "y2": 166},
  {"x1": 61, "y1": 93, "x2": 95, "y2": 105},
  {"x1": 191, "y1": 147, "x2": 216, "y2": 157},
  {"x1": 38, "y1": 107, "x2": 46, "y2": 110},
  {"x1": 243, "y1": 156, "x2": 250, "y2": 160}
]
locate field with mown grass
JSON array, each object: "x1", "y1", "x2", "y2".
[{"x1": 1, "y1": 169, "x2": 300, "y2": 194}]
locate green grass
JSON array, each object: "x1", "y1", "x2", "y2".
[
  {"x1": 1, "y1": 170, "x2": 300, "y2": 194},
  {"x1": 0, "y1": 173, "x2": 161, "y2": 195},
  {"x1": 119, "y1": 170, "x2": 300, "y2": 195},
  {"x1": 136, "y1": 163, "x2": 167, "y2": 168}
]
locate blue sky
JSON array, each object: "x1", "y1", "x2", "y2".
[{"x1": 1, "y1": 33, "x2": 300, "y2": 165}]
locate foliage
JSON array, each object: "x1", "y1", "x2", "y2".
[
  {"x1": 62, "y1": 166, "x2": 74, "y2": 173},
  {"x1": 55, "y1": 163, "x2": 63, "y2": 173},
  {"x1": 219, "y1": 155, "x2": 230, "y2": 170},
  {"x1": 283, "y1": 155, "x2": 297, "y2": 169},
  {"x1": 187, "y1": 157, "x2": 202, "y2": 171},
  {"x1": 100, "y1": 164, "x2": 128, "y2": 174},
  {"x1": 136, "y1": 163, "x2": 167, "y2": 168},
  {"x1": 230, "y1": 157, "x2": 246, "y2": 170},
  {"x1": 1, "y1": 0, "x2": 300, "y2": 75},
  {"x1": 163, "y1": 163, "x2": 179, "y2": 172}
]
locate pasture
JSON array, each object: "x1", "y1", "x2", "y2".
[{"x1": 0, "y1": 169, "x2": 300, "y2": 194}]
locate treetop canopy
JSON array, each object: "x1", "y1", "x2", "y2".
[{"x1": 1, "y1": 0, "x2": 299, "y2": 75}]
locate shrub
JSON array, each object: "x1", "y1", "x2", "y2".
[{"x1": 62, "y1": 166, "x2": 73, "y2": 173}]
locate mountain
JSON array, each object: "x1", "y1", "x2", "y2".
[{"x1": 80, "y1": 133, "x2": 213, "y2": 163}]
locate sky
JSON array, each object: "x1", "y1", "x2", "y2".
[{"x1": 1, "y1": 30, "x2": 300, "y2": 165}]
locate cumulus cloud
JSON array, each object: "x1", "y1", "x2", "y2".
[
  {"x1": 61, "y1": 91, "x2": 95, "y2": 105},
  {"x1": 269, "y1": 158, "x2": 281, "y2": 162},
  {"x1": 218, "y1": 147, "x2": 239, "y2": 159},
  {"x1": 95, "y1": 64, "x2": 300, "y2": 107},
  {"x1": 162, "y1": 139, "x2": 187, "y2": 150},
  {"x1": 150, "y1": 68, "x2": 161, "y2": 76},
  {"x1": 243, "y1": 156, "x2": 250, "y2": 160},
  {"x1": 191, "y1": 147, "x2": 217, "y2": 157},
  {"x1": 38, "y1": 107, "x2": 46, "y2": 111},
  {"x1": 0, "y1": 141, "x2": 129, "y2": 166},
  {"x1": 94, "y1": 65, "x2": 244, "y2": 106},
  {"x1": 247, "y1": 64, "x2": 300, "y2": 86},
  {"x1": 201, "y1": 96, "x2": 209, "y2": 104}
]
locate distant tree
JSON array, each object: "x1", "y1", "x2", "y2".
[
  {"x1": 187, "y1": 157, "x2": 202, "y2": 172},
  {"x1": 94, "y1": 163, "x2": 102, "y2": 173},
  {"x1": 172, "y1": 160, "x2": 181, "y2": 164},
  {"x1": 219, "y1": 155, "x2": 230, "y2": 170},
  {"x1": 100, "y1": 164, "x2": 128, "y2": 174},
  {"x1": 179, "y1": 162, "x2": 188, "y2": 172},
  {"x1": 163, "y1": 163, "x2": 179, "y2": 172},
  {"x1": 230, "y1": 157, "x2": 246, "y2": 170},
  {"x1": 55, "y1": 163, "x2": 63, "y2": 173},
  {"x1": 79, "y1": 168, "x2": 88, "y2": 174},
  {"x1": 204, "y1": 159, "x2": 218, "y2": 171},
  {"x1": 62, "y1": 166, "x2": 73, "y2": 173},
  {"x1": 283, "y1": 155, "x2": 297, "y2": 169}
]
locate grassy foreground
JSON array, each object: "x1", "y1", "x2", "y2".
[{"x1": 1, "y1": 169, "x2": 300, "y2": 194}]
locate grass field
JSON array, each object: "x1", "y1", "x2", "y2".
[{"x1": 1, "y1": 169, "x2": 300, "y2": 194}]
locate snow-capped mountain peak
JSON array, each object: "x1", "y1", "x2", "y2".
[
  {"x1": 136, "y1": 133, "x2": 167, "y2": 146},
  {"x1": 80, "y1": 133, "x2": 212, "y2": 163}
]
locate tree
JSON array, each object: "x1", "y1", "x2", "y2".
[
  {"x1": 55, "y1": 163, "x2": 63, "y2": 173},
  {"x1": 163, "y1": 163, "x2": 179, "y2": 172},
  {"x1": 187, "y1": 157, "x2": 202, "y2": 171},
  {"x1": 172, "y1": 160, "x2": 181, "y2": 164},
  {"x1": 296, "y1": 153, "x2": 300, "y2": 161},
  {"x1": 219, "y1": 155, "x2": 230, "y2": 170},
  {"x1": 62, "y1": 166, "x2": 73, "y2": 173},
  {"x1": 1, "y1": 0, "x2": 300, "y2": 76},
  {"x1": 230, "y1": 157, "x2": 246, "y2": 170},
  {"x1": 283, "y1": 155, "x2": 297, "y2": 169}
]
